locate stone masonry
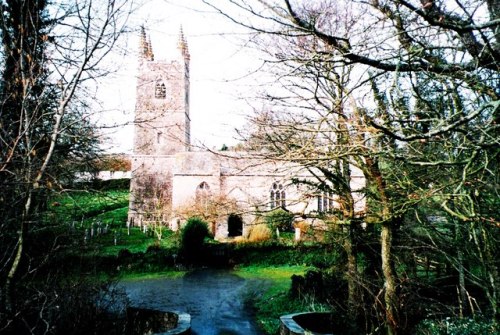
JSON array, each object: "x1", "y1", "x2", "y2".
[{"x1": 128, "y1": 28, "x2": 366, "y2": 239}]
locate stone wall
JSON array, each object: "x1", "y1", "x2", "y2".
[{"x1": 128, "y1": 32, "x2": 367, "y2": 239}]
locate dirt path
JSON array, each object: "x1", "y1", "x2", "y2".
[{"x1": 120, "y1": 268, "x2": 267, "y2": 335}]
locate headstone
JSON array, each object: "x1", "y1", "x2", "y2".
[{"x1": 295, "y1": 227, "x2": 301, "y2": 241}]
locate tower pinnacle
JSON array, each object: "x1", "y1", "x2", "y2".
[
  {"x1": 177, "y1": 26, "x2": 190, "y2": 63},
  {"x1": 139, "y1": 25, "x2": 154, "y2": 61}
]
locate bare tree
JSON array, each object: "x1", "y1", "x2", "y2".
[
  {"x1": 0, "y1": 0, "x2": 135, "y2": 331},
  {"x1": 202, "y1": 0, "x2": 499, "y2": 333}
]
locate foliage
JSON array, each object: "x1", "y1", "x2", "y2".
[
  {"x1": 179, "y1": 217, "x2": 211, "y2": 262},
  {"x1": 247, "y1": 224, "x2": 272, "y2": 242},
  {"x1": 233, "y1": 243, "x2": 341, "y2": 268},
  {"x1": 236, "y1": 265, "x2": 326, "y2": 335},
  {"x1": 92, "y1": 228, "x2": 178, "y2": 257},
  {"x1": 94, "y1": 155, "x2": 131, "y2": 171},
  {"x1": 83, "y1": 178, "x2": 131, "y2": 191},
  {"x1": 265, "y1": 208, "x2": 295, "y2": 233},
  {"x1": 0, "y1": 0, "x2": 134, "y2": 327},
  {"x1": 414, "y1": 317, "x2": 498, "y2": 335},
  {"x1": 0, "y1": 274, "x2": 129, "y2": 335}
]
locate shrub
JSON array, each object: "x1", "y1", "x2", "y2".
[
  {"x1": 265, "y1": 208, "x2": 294, "y2": 233},
  {"x1": 248, "y1": 224, "x2": 272, "y2": 242},
  {"x1": 180, "y1": 217, "x2": 211, "y2": 262},
  {"x1": 117, "y1": 248, "x2": 132, "y2": 259}
]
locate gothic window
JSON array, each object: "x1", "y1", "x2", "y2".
[
  {"x1": 317, "y1": 191, "x2": 335, "y2": 213},
  {"x1": 196, "y1": 181, "x2": 210, "y2": 205},
  {"x1": 155, "y1": 81, "x2": 166, "y2": 99},
  {"x1": 270, "y1": 182, "x2": 286, "y2": 209}
]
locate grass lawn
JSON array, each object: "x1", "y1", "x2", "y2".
[
  {"x1": 119, "y1": 270, "x2": 186, "y2": 281},
  {"x1": 234, "y1": 265, "x2": 321, "y2": 335},
  {"x1": 95, "y1": 227, "x2": 179, "y2": 256},
  {"x1": 46, "y1": 189, "x2": 180, "y2": 255},
  {"x1": 235, "y1": 264, "x2": 309, "y2": 291},
  {"x1": 48, "y1": 189, "x2": 129, "y2": 227}
]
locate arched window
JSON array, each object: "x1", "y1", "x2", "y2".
[
  {"x1": 270, "y1": 182, "x2": 286, "y2": 209},
  {"x1": 196, "y1": 181, "x2": 210, "y2": 205},
  {"x1": 317, "y1": 191, "x2": 335, "y2": 213},
  {"x1": 155, "y1": 81, "x2": 166, "y2": 98}
]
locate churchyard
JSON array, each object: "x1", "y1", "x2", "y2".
[{"x1": 40, "y1": 181, "x2": 498, "y2": 335}]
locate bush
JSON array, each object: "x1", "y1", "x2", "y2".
[
  {"x1": 248, "y1": 224, "x2": 272, "y2": 242},
  {"x1": 180, "y1": 217, "x2": 211, "y2": 262},
  {"x1": 265, "y1": 208, "x2": 294, "y2": 233}
]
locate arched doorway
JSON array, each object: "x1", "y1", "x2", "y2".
[{"x1": 227, "y1": 214, "x2": 243, "y2": 237}]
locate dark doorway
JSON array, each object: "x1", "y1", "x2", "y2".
[{"x1": 227, "y1": 214, "x2": 243, "y2": 237}]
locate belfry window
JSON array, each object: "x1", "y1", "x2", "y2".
[
  {"x1": 155, "y1": 81, "x2": 166, "y2": 99},
  {"x1": 270, "y1": 182, "x2": 286, "y2": 209}
]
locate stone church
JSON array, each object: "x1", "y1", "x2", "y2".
[{"x1": 128, "y1": 29, "x2": 365, "y2": 239}]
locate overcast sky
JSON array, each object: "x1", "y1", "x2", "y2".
[{"x1": 99, "y1": 0, "x2": 263, "y2": 153}]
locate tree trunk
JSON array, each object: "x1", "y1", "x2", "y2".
[
  {"x1": 455, "y1": 219, "x2": 467, "y2": 317},
  {"x1": 344, "y1": 223, "x2": 358, "y2": 316},
  {"x1": 5, "y1": 233, "x2": 24, "y2": 313},
  {"x1": 381, "y1": 222, "x2": 398, "y2": 335},
  {"x1": 4, "y1": 197, "x2": 30, "y2": 313}
]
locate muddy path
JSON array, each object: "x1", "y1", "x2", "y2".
[{"x1": 120, "y1": 268, "x2": 268, "y2": 335}]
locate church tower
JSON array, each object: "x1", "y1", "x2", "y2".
[
  {"x1": 134, "y1": 26, "x2": 190, "y2": 154},
  {"x1": 128, "y1": 27, "x2": 191, "y2": 226}
]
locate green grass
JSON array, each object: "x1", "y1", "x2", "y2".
[
  {"x1": 235, "y1": 264, "x2": 309, "y2": 290},
  {"x1": 48, "y1": 189, "x2": 129, "y2": 227},
  {"x1": 88, "y1": 227, "x2": 180, "y2": 256},
  {"x1": 45, "y1": 189, "x2": 182, "y2": 257},
  {"x1": 119, "y1": 270, "x2": 186, "y2": 282},
  {"x1": 234, "y1": 265, "x2": 319, "y2": 334}
]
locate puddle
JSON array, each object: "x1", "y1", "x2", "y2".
[{"x1": 120, "y1": 268, "x2": 265, "y2": 335}]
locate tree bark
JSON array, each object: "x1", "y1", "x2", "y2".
[
  {"x1": 381, "y1": 222, "x2": 398, "y2": 335},
  {"x1": 344, "y1": 223, "x2": 358, "y2": 316}
]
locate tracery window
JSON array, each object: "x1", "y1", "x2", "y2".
[
  {"x1": 317, "y1": 191, "x2": 335, "y2": 213},
  {"x1": 196, "y1": 181, "x2": 210, "y2": 205},
  {"x1": 270, "y1": 182, "x2": 286, "y2": 209},
  {"x1": 155, "y1": 81, "x2": 166, "y2": 99}
]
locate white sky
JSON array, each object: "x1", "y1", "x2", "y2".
[{"x1": 99, "y1": 0, "x2": 264, "y2": 153}]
